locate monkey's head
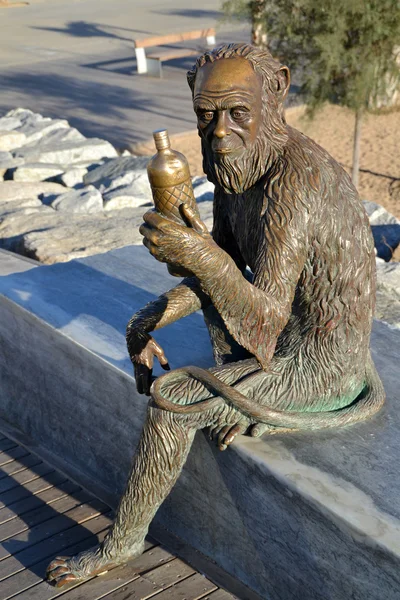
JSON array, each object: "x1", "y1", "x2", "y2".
[{"x1": 187, "y1": 43, "x2": 290, "y2": 194}]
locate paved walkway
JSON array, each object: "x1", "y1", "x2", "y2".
[
  {"x1": 0, "y1": 0, "x2": 249, "y2": 149},
  {"x1": 0, "y1": 433, "x2": 237, "y2": 600}
]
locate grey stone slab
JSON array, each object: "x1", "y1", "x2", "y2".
[
  {"x1": 0, "y1": 131, "x2": 26, "y2": 152},
  {"x1": 12, "y1": 163, "x2": 65, "y2": 182},
  {"x1": 58, "y1": 166, "x2": 88, "y2": 188},
  {"x1": 51, "y1": 185, "x2": 103, "y2": 214},
  {"x1": 13, "y1": 138, "x2": 118, "y2": 165},
  {"x1": 0, "y1": 199, "x2": 213, "y2": 263},
  {"x1": 0, "y1": 181, "x2": 68, "y2": 203},
  {"x1": 83, "y1": 156, "x2": 151, "y2": 189},
  {"x1": 0, "y1": 247, "x2": 399, "y2": 599}
]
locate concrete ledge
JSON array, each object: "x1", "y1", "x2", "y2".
[{"x1": 0, "y1": 247, "x2": 400, "y2": 599}]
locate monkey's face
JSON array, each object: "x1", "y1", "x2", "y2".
[{"x1": 193, "y1": 58, "x2": 267, "y2": 193}]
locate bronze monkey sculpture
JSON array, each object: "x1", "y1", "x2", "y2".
[{"x1": 47, "y1": 43, "x2": 385, "y2": 587}]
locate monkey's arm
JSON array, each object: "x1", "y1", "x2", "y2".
[{"x1": 127, "y1": 277, "x2": 210, "y2": 336}]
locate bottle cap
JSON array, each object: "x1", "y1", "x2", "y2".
[{"x1": 153, "y1": 129, "x2": 171, "y2": 151}]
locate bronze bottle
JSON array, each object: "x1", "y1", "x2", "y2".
[{"x1": 147, "y1": 129, "x2": 200, "y2": 277}]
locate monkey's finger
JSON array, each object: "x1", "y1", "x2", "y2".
[
  {"x1": 135, "y1": 365, "x2": 152, "y2": 395},
  {"x1": 150, "y1": 340, "x2": 170, "y2": 369},
  {"x1": 250, "y1": 423, "x2": 275, "y2": 437},
  {"x1": 139, "y1": 224, "x2": 163, "y2": 245},
  {"x1": 142, "y1": 238, "x2": 167, "y2": 262},
  {"x1": 180, "y1": 204, "x2": 209, "y2": 234},
  {"x1": 217, "y1": 425, "x2": 231, "y2": 450},
  {"x1": 143, "y1": 210, "x2": 175, "y2": 233},
  {"x1": 223, "y1": 423, "x2": 247, "y2": 446}
]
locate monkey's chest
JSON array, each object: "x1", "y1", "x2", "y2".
[{"x1": 228, "y1": 206, "x2": 261, "y2": 271}]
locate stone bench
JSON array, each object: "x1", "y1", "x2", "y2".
[{"x1": 0, "y1": 246, "x2": 399, "y2": 599}]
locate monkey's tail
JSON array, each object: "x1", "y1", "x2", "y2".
[{"x1": 150, "y1": 353, "x2": 385, "y2": 430}]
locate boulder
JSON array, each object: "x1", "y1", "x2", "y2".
[
  {"x1": 0, "y1": 198, "x2": 214, "y2": 264},
  {"x1": 58, "y1": 166, "x2": 88, "y2": 188},
  {"x1": 16, "y1": 117, "x2": 71, "y2": 145},
  {"x1": 12, "y1": 163, "x2": 65, "y2": 183},
  {"x1": 363, "y1": 200, "x2": 400, "y2": 261},
  {"x1": 0, "y1": 181, "x2": 69, "y2": 203},
  {"x1": 13, "y1": 138, "x2": 118, "y2": 165},
  {"x1": 102, "y1": 172, "x2": 153, "y2": 210},
  {"x1": 0, "y1": 116, "x2": 22, "y2": 132},
  {"x1": 0, "y1": 151, "x2": 13, "y2": 180},
  {"x1": 192, "y1": 176, "x2": 214, "y2": 202},
  {"x1": 0, "y1": 131, "x2": 26, "y2": 152},
  {"x1": 83, "y1": 156, "x2": 150, "y2": 188},
  {"x1": 51, "y1": 186, "x2": 103, "y2": 214}
]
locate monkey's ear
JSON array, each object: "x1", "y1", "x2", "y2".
[{"x1": 274, "y1": 66, "x2": 290, "y2": 101}]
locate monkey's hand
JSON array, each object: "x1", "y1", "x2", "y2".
[
  {"x1": 129, "y1": 331, "x2": 170, "y2": 396},
  {"x1": 139, "y1": 205, "x2": 216, "y2": 271},
  {"x1": 209, "y1": 404, "x2": 251, "y2": 451}
]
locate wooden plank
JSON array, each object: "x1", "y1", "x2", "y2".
[
  {"x1": 148, "y1": 573, "x2": 217, "y2": 599},
  {"x1": 0, "y1": 526, "x2": 110, "y2": 600},
  {"x1": 0, "y1": 471, "x2": 67, "y2": 509},
  {"x1": 0, "y1": 440, "x2": 18, "y2": 453},
  {"x1": 99, "y1": 575, "x2": 160, "y2": 600},
  {"x1": 0, "y1": 513, "x2": 113, "y2": 585},
  {"x1": 204, "y1": 590, "x2": 238, "y2": 600},
  {"x1": 0, "y1": 454, "x2": 42, "y2": 481},
  {"x1": 0, "y1": 499, "x2": 109, "y2": 561},
  {"x1": 11, "y1": 539, "x2": 156, "y2": 600},
  {"x1": 119, "y1": 545, "x2": 175, "y2": 574},
  {"x1": 99, "y1": 558, "x2": 194, "y2": 600},
  {"x1": 0, "y1": 480, "x2": 81, "y2": 525},
  {"x1": 0, "y1": 463, "x2": 54, "y2": 494},
  {"x1": 0, "y1": 488, "x2": 95, "y2": 542},
  {"x1": 142, "y1": 558, "x2": 194, "y2": 588},
  {"x1": 134, "y1": 29, "x2": 215, "y2": 49},
  {"x1": 0, "y1": 447, "x2": 30, "y2": 468}
]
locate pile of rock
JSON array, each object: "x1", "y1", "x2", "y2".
[
  {"x1": 0, "y1": 108, "x2": 214, "y2": 263},
  {"x1": 0, "y1": 108, "x2": 399, "y2": 328}
]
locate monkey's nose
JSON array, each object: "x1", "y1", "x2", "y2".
[{"x1": 214, "y1": 112, "x2": 230, "y2": 139}]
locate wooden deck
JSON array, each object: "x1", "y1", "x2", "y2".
[{"x1": 0, "y1": 434, "x2": 237, "y2": 600}]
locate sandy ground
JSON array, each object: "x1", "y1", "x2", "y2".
[{"x1": 132, "y1": 104, "x2": 400, "y2": 218}]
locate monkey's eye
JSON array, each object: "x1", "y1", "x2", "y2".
[
  {"x1": 199, "y1": 111, "x2": 214, "y2": 123},
  {"x1": 231, "y1": 109, "x2": 247, "y2": 121}
]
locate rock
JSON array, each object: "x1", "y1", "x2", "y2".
[
  {"x1": 13, "y1": 138, "x2": 117, "y2": 165},
  {"x1": 0, "y1": 116, "x2": 22, "y2": 131},
  {"x1": 102, "y1": 172, "x2": 153, "y2": 210},
  {"x1": 363, "y1": 200, "x2": 400, "y2": 261},
  {"x1": 16, "y1": 117, "x2": 71, "y2": 145},
  {"x1": 83, "y1": 156, "x2": 150, "y2": 188},
  {"x1": 0, "y1": 195, "x2": 214, "y2": 264},
  {"x1": 0, "y1": 131, "x2": 26, "y2": 152},
  {"x1": 375, "y1": 260, "x2": 400, "y2": 329},
  {"x1": 0, "y1": 181, "x2": 69, "y2": 203},
  {"x1": 192, "y1": 176, "x2": 214, "y2": 202},
  {"x1": 12, "y1": 163, "x2": 65, "y2": 183},
  {"x1": 58, "y1": 167, "x2": 88, "y2": 188},
  {"x1": 0, "y1": 207, "x2": 144, "y2": 263},
  {"x1": 103, "y1": 188, "x2": 151, "y2": 211},
  {"x1": 51, "y1": 186, "x2": 103, "y2": 214},
  {"x1": 0, "y1": 151, "x2": 13, "y2": 180}
]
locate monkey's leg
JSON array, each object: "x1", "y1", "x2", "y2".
[
  {"x1": 45, "y1": 360, "x2": 258, "y2": 588},
  {"x1": 46, "y1": 407, "x2": 200, "y2": 587}
]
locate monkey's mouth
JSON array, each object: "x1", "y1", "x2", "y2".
[{"x1": 212, "y1": 146, "x2": 242, "y2": 156}]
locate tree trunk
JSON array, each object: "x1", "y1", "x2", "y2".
[
  {"x1": 351, "y1": 109, "x2": 363, "y2": 190},
  {"x1": 250, "y1": 0, "x2": 268, "y2": 49}
]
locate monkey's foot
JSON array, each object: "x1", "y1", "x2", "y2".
[{"x1": 46, "y1": 541, "x2": 145, "y2": 588}]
